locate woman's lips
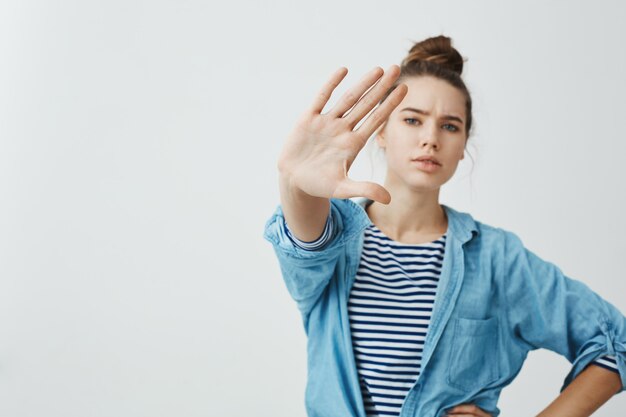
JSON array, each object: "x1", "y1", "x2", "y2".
[{"x1": 412, "y1": 159, "x2": 441, "y2": 172}]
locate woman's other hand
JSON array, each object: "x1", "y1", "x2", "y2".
[
  {"x1": 445, "y1": 403, "x2": 493, "y2": 417},
  {"x1": 277, "y1": 65, "x2": 408, "y2": 204}
]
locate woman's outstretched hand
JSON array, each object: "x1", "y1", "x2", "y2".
[{"x1": 277, "y1": 65, "x2": 408, "y2": 205}]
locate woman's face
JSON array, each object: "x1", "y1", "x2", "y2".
[{"x1": 376, "y1": 75, "x2": 468, "y2": 191}]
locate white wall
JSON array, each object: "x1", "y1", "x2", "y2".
[{"x1": 1, "y1": 0, "x2": 625, "y2": 416}]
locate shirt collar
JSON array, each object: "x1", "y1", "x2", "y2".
[{"x1": 352, "y1": 197, "x2": 479, "y2": 244}]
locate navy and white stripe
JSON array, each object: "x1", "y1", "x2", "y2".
[
  {"x1": 284, "y1": 214, "x2": 620, "y2": 416},
  {"x1": 593, "y1": 354, "x2": 619, "y2": 374},
  {"x1": 284, "y1": 209, "x2": 334, "y2": 251},
  {"x1": 349, "y1": 224, "x2": 446, "y2": 417}
]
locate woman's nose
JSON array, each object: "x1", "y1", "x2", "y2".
[{"x1": 418, "y1": 122, "x2": 440, "y2": 147}]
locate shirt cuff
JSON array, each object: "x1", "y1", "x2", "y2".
[{"x1": 284, "y1": 209, "x2": 334, "y2": 251}]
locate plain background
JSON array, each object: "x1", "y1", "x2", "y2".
[{"x1": 1, "y1": 0, "x2": 625, "y2": 416}]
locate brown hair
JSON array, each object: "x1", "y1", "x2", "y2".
[{"x1": 380, "y1": 35, "x2": 473, "y2": 139}]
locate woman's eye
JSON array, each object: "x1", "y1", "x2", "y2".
[{"x1": 404, "y1": 118, "x2": 459, "y2": 132}]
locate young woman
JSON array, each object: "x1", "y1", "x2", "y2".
[{"x1": 263, "y1": 35, "x2": 625, "y2": 417}]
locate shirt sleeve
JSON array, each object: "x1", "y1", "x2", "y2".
[
  {"x1": 501, "y1": 229, "x2": 626, "y2": 394},
  {"x1": 262, "y1": 199, "x2": 347, "y2": 321}
]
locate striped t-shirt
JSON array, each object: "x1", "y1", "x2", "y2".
[{"x1": 283, "y1": 210, "x2": 619, "y2": 416}]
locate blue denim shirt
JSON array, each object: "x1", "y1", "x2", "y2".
[{"x1": 263, "y1": 197, "x2": 626, "y2": 417}]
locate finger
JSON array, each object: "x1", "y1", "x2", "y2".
[
  {"x1": 326, "y1": 67, "x2": 384, "y2": 118},
  {"x1": 355, "y1": 82, "x2": 408, "y2": 140},
  {"x1": 343, "y1": 64, "x2": 401, "y2": 128},
  {"x1": 333, "y1": 178, "x2": 391, "y2": 205},
  {"x1": 309, "y1": 67, "x2": 349, "y2": 115}
]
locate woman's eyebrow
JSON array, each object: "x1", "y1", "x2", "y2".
[{"x1": 400, "y1": 107, "x2": 464, "y2": 124}]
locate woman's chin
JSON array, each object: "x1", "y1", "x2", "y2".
[{"x1": 402, "y1": 179, "x2": 444, "y2": 193}]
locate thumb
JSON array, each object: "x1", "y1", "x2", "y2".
[{"x1": 333, "y1": 178, "x2": 391, "y2": 204}]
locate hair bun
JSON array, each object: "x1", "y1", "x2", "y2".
[{"x1": 402, "y1": 35, "x2": 465, "y2": 76}]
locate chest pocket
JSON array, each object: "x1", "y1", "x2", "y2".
[{"x1": 446, "y1": 315, "x2": 501, "y2": 391}]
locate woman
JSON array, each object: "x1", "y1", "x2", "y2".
[{"x1": 263, "y1": 35, "x2": 625, "y2": 417}]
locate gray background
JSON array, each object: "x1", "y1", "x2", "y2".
[{"x1": 1, "y1": 0, "x2": 625, "y2": 416}]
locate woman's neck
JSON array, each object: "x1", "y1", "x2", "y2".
[{"x1": 365, "y1": 189, "x2": 448, "y2": 244}]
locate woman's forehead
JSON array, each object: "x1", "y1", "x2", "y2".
[{"x1": 400, "y1": 76, "x2": 465, "y2": 117}]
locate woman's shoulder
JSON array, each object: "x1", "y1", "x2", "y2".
[{"x1": 440, "y1": 204, "x2": 524, "y2": 252}]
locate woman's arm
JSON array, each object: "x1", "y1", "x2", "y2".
[
  {"x1": 536, "y1": 363, "x2": 622, "y2": 417},
  {"x1": 278, "y1": 173, "x2": 331, "y2": 244},
  {"x1": 500, "y1": 229, "x2": 626, "y2": 395}
]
